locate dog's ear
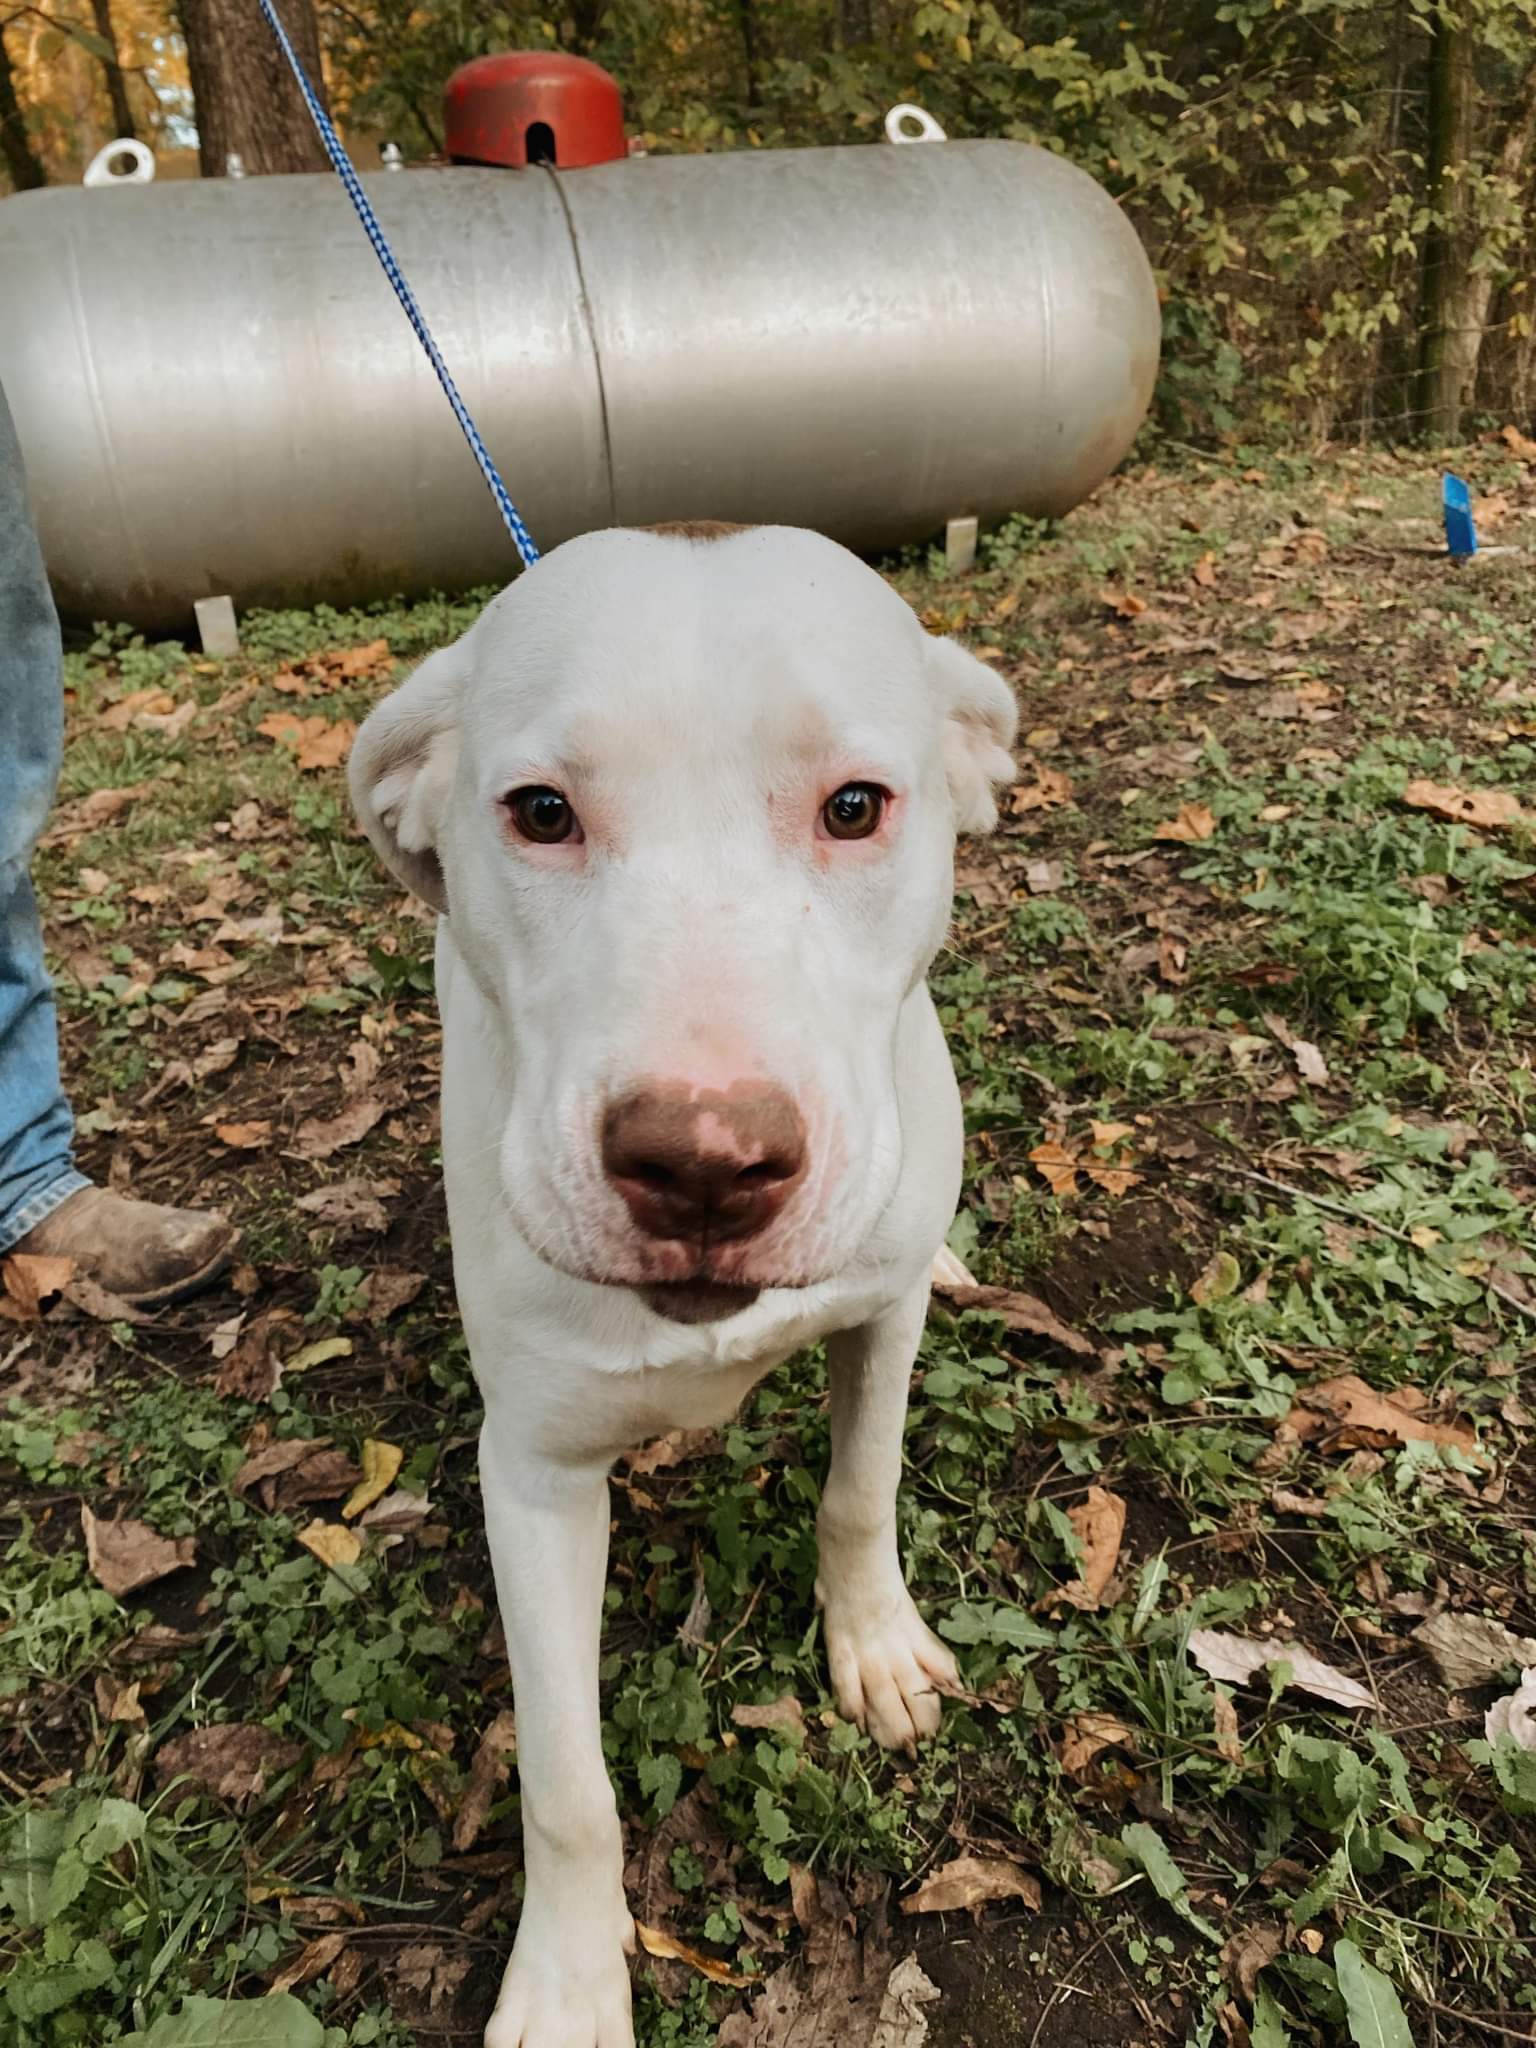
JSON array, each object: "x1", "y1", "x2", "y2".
[
  {"x1": 348, "y1": 638, "x2": 468, "y2": 913},
  {"x1": 930, "y1": 636, "x2": 1019, "y2": 834}
]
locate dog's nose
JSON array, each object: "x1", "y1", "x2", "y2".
[{"x1": 601, "y1": 1084, "x2": 807, "y2": 1244}]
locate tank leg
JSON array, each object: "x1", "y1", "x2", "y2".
[
  {"x1": 945, "y1": 515, "x2": 978, "y2": 574},
  {"x1": 194, "y1": 595, "x2": 241, "y2": 656}
]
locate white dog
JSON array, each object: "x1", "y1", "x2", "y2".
[{"x1": 349, "y1": 523, "x2": 1017, "y2": 2048}]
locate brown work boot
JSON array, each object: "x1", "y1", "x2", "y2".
[{"x1": 15, "y1": 1186, "x2": 239, "y2": 1308}]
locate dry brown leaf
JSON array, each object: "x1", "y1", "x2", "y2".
[
  {"x1": 636, "y1": 1922, "x2": 754, "y2": 1986},
  {"x1": 256, "y1": 711, "x2": 358, "y2": 772},
  {"x1": 1282, "y1": 1373, "x2": 1483, "y2": 1461},
  {"x1": 230, "y1": 1436, "x2": 330, "y2": 1496},
  {"x1": 269, "y1": 1932, "x2": 349, "y2": 1996},
  {"x1": 155, "y1": 1722, "x2": 303, "y2": 1806},
  {"x1": 624, "y1": 1427, "x2": 723, "y2": 1477},
  {"x1": 274, "y1": 1449, "x2": 364, "y2": 1509},
  {"x1": 1213, "y1": 1691, "x2": 1244, "y2": 1765},
  {"x1": 1059, "y1": 1710, "x2": 1134, "y2": 1779},
  {"x1": 390, "y1": 1944, "x2": 473, "y2": 2011},
  {"x1": 214, "y1": 1308, "x2": 297, "y2": 1401},
  {"x1": 213, "y1": 1119, "x2": 271, "y2": 1149},
  {"x1": 295, "y1": 1178, "x2": 395, "y2": 1237},
  {"x1": 1500, "y1": 423, "x2": 1536, "y2": 461},
  {"x1": 901, "y1": 1853, "x2": 1041, "y2": 1917},
  {"x1": 1045, "y1": 1486, "x2": 1126, "y2": 1610},
  {"x1": 452, "y1": 1708, "x2": 520, "y2": 1851},
  {"x1": 81, "y1": 1506, "x2": 195, "y2": 1598},
  {"x1": 1027, "y1": 1139, "x2": 1080, "y2": 1198},
  {"x1": 358, "y1": 1486, "x2": 433, "y2": 1535},
  {"x1": 343, "y1": 1439, "x2": 404, "y2": 1520},
  {"x1": 1222, "y1": 1922, "x2": 1284, "y2": 2001},
  {"x1": 0, "y1": 1251, "x2": 76, "y2": 1320},
  {"x1": 366, "y1": 1267, "x2": 427, "y2": 1320},
  {"x1": 1101, "y1": 588, "x2": 1148, "y2": 619},
  {"x1": 1414, "y1": 1609, "x2": 1536, "y2": 1689},
  {"x1": 1083, "y1": 1161, "x2": 1144, "y2": 1198},
  {"x1": 1153, "y1": 802, "x2": 1218, "y2": 844},
  {"x1": 731, "y1": 1695, "x2": 807, "y2": 1737},
  {"x1": 1261, "y1": 1012, "x2": 1330, "y2": 1085},
  {"x1": 99, "y1": 686, "x2": 175, "y2": 731},
  {"x1": 293, "y1": 1096, "x2": 387, "y2": 1160},
  {"x1": 297, "y1": 1520, "x2": 363, "y2": 1569},
  {"x1": 930, "y1": 1281, "x2": 1095, "y2": 1357},
  {"x1": 1401, "y1": 778, "x2": 1529, "y2": 830},
  {"x1": 1188, "y1": 1629, "x2": 1373, "y2": 1711},
  {"x1": 1008, "y1": 762, "x2": 1074, "y2": 814}
]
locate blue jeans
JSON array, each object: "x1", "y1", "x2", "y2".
[{"x1": 0, "y1": 384, "x2": 88, "y2": 1251}]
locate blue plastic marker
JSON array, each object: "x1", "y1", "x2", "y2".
[{"x1": 1443, "y1": 473, "x2": 1478, "y2": 557}]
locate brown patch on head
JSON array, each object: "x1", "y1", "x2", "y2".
[{"x1": 636, "y1": 521, "x2": 754, "y2": 543}]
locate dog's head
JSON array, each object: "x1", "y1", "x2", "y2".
[{"x1": 350, "y1": 525, "x2": 1015, "y2": 1320}]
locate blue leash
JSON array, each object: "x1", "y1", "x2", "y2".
[{"x1": 254, "y1": 0, "x2": 541, "y2": 570}]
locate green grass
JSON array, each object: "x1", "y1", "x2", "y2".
[{"x1": 4, "y1": 446, "x2": 1536, "y2": 2044}]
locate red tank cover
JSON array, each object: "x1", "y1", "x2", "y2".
[{"x1": 443, "y1": 53, "x2": 626, "y2": 169}]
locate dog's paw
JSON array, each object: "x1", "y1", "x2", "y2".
[
  {"x1": 823, "y1": 1591, "x2": 960, "y2": 1753},
  {"x1": 484, "y1": 1913, "x2": 634, "y2": 2048}
]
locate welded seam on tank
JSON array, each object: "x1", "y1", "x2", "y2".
[
  {"x1": 65, "y1": 237, "x2": 150, "y2": 604},
  {"x1": 544, "y1": 167, "x2": 618, "y2": 526}
]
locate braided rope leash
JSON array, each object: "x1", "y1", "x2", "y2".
[{"x1": 254, "y1": 0, "x2": 541, "y2": 570}]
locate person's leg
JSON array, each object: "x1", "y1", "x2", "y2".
[
  {"x1": 0, "y1": 384, "x2": 238, "y2": 1301},
  {"x1": 0, "y1": 385, "x2": 89, "y2": 1252}
]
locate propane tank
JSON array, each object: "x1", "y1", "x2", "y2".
[{"x1": 0, "y1": 61, "x2": 1160, "y2": 630}]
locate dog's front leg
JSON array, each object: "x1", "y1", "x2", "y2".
[
  {"x1": 479, "y1": 1417, "x2": 634, "y2": 2048},
  {"x1": 816, "y1": 1278, "x2": 961, "y2": 1754}
]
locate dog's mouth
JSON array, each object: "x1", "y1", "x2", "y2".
[{"x1": 639, "y1": 1280, "x2": 763, "y2": 1325}]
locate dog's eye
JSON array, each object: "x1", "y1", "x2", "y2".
[
  {"x1": 821, "y1": 783, "x2": 886, "y2": 840},
  {"x1": 506, "y1": 786, "x2": 577, "y2": 844}
]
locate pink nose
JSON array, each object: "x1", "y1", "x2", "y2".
[{"x1": 601, "y1": 1083, "x2": 807, "y2": 1245}]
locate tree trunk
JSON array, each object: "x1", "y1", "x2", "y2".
[
  {"x1": 838, "y1": 0, "x2": 872, "y2": 46},
  {"x1": 90, "y1": 0, "x2": 137, "y2": 138},
  {"x1": 179, "y1": 0, "x2": 329, "y2": 177},
  {"x1": 736, "y1": 0, "x2": 758, "y2": 102},
  {"x1": 0, "y1": 19, "x2": 46, "y2": 189},
  {"x1": 1416, "y1": 15, "x2": 1478, "y2": 438},
  {"x1": 1419, "y1": 42, "x2": 1536, "y2": 440}
]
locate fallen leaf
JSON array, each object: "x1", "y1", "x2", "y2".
[
  {"x1": 452, "y1": 1709, "x2": 519, "y2": 1851},
  {"x1": 1191, "y1": 1250, "x2": 1242, "y2": 1305},
  {"x1": 1101, "y1": 587, "x2": 1148, "y2": 619},
  {"x1": 1401, "y1": 778, "x2": 1529, "y2": 830},
  {"x1": 901, "y1": 1853, "x2": 1040, "y2": 1917},
  {"x1": 872, "y1": 1957, "x2": 943, "y2": 2048},
  {"x1": 343, "y1": 1439, "x2": 404, "y2": 1520},
  {"x1": 930, "y1": 1281, "x2": 1095, "y2": 1357},
  {"x1": 636, "y1": 1922, "x2": 754, "y2": 1986},
  {"x1": 296, "y1": 1179, "x2": 393, "y2": 1236},
  {"x1": 269, "y1": 1932, "x2": 348, "y2": 1995},
  {"x1": 99, "y1": 685, "x2": 175, "y2": 730},
  {"x1": 1153, "y1": 802, "x2": 1218, "y2": 844},
  {"x1": 284, "y1": 1335, "x2": 354, "y2": 1375},
  {"x1": 1027, "y1": 1139, "x2": 1080, "y2": 1198},
  {"x1": 625, "y1": 1427, "x2": 723, "y2": 1477},
  {"x1": 213, "y1": 1119, "x2": 271, "y2": 1149},
  {"x1": 390, "y1": 1944, "x2": 473, "y2": 2011},
  {"x1": 359, "y1": 1486, "x2": 433, "y2": 1534},
  {"x1": 214, "y1": 1309, "x2": 297, "y2": 1401},
  {"x1": 230, "y1": 1436, "x2": 330, "y2": 1495},
  {"x1": 257, "y1": 711, "x2": 358, "y2": 772},
  {"x1": 1414, "y1": 1610, "x2": 1536, "y2": 1689},
  {"x1": 82, "y1": 1506, "x2": 195, "y2": 1597},
  {"x1": 1188, "y1": 1629, "x2": 1373, "y2": 1711},
  {"x1": 273, "y1": 1448, "x2": 363, "y2": 1508},
  {"x1": 155, "y1": 1723, "x2": 303, "y2": 1806},
  {"x1": 297, "y1": 1520, "x2": 363, "y2": 1569},
  {"x1": 1059, "y1": 1710, "x2": 1134, "y2": 1779},
  {"x1": 731, "y1": 1695, "x2": 806, "y2": 1737},
  {"x1": 293, "y1": 1096, "x2": 387, "y2": 1160},
  {"x1": 366, "y1": 1268, "x2": 426, "y2": 1320},
  {"x1": 1281, "y1": 1374, "x2": 1482, "y2": 1462},
  {"x1": 1270, "y1": 609, "x2": 1329, "y2": 649},
  {"x1": 1222, "y1": 1922, "x2": 1284, "y2": 2000},
  {"x1": 1008, "y1": 762, "x2": 1074, "y2": 814},
  {"x1": 1213, "y1": 1691, "x2": 1244, "y2": 1765},
  {"x1": 1045, "y1": 1486, "x2": 1126, "y2": 1610},
  {"x1": 0, "y1": 1251, "x2": 76, "y2": 1320},
  {"x1": 1262, "y1": 1012, "x2": 1330, "y2": 1085}
]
